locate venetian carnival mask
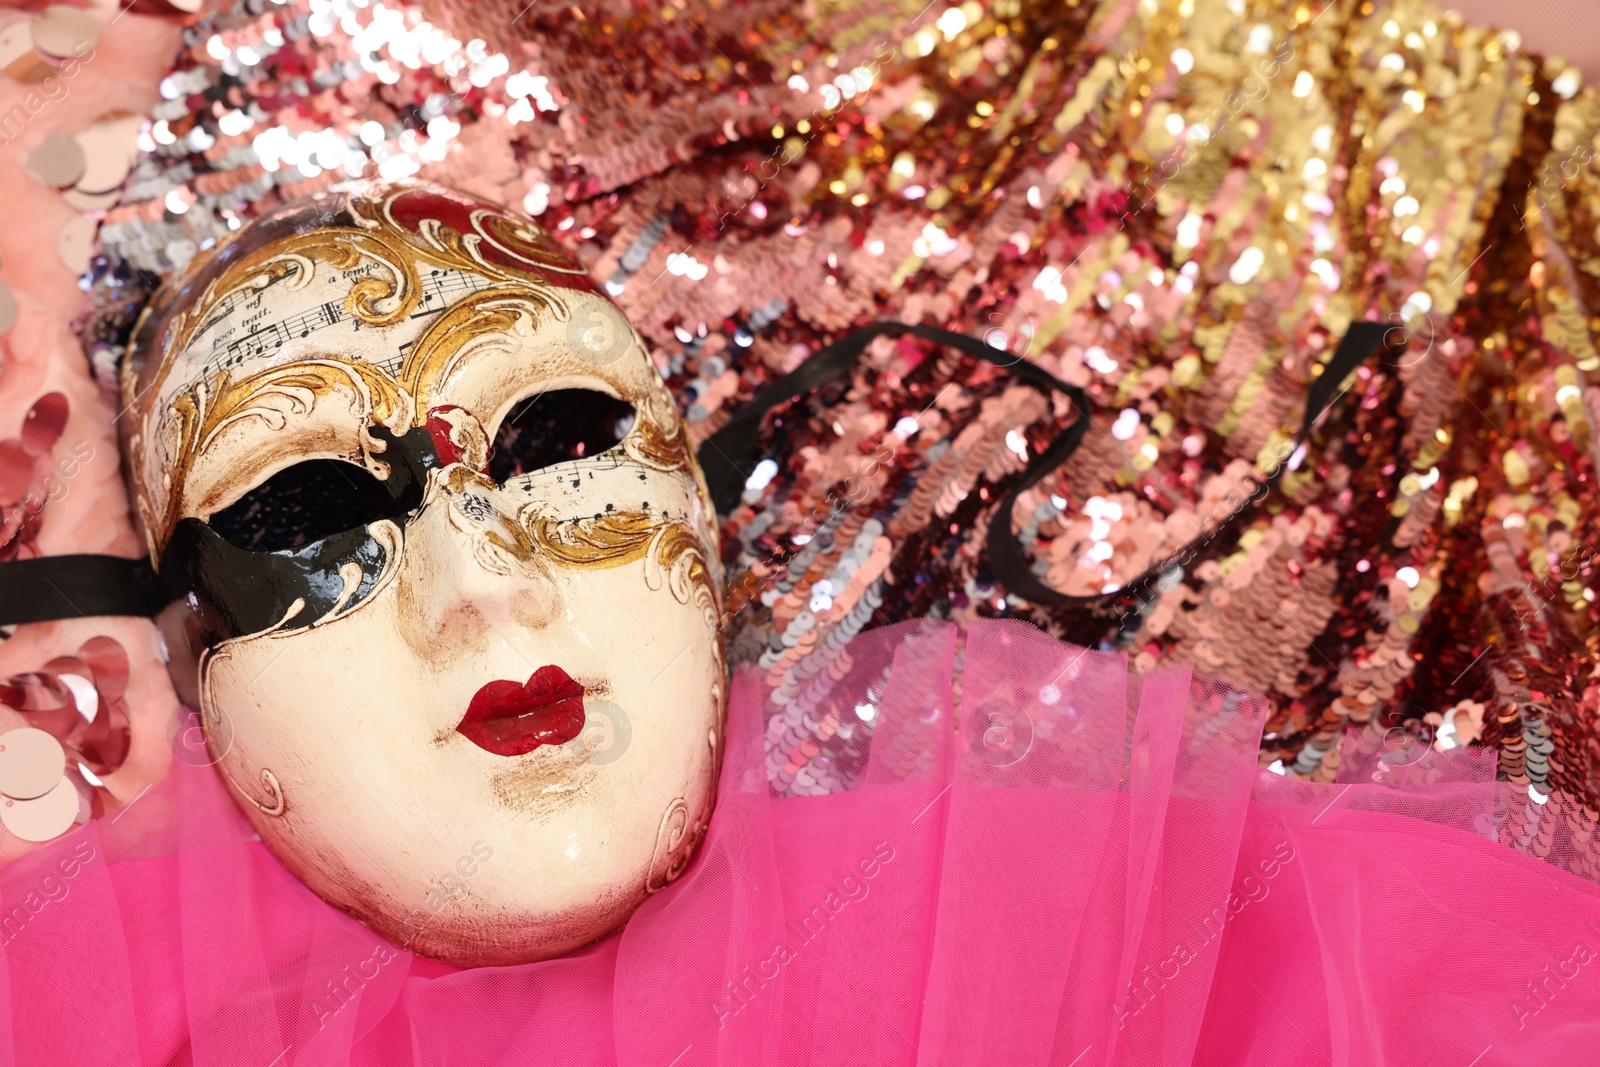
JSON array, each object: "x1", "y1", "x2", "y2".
[{"x1": 117, "y1": 182, "x2": 725, "y2": 966}]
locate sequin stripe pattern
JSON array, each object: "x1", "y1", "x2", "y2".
[{"x1": 75, "y1": 0, "x2": 1600, "y2": 875}]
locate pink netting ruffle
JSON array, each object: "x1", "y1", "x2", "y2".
[{"x1": 5, "y1": 618, "x2": 1599, "y2": 1065}]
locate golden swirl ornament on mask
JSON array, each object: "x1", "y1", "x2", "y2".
[{"x1": 118, "y1": 181, "x2": 726, "y2": 967}]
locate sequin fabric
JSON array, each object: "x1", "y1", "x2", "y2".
[{"x1": 74, "y1": 0, "x2": 1600, "y2": 872}]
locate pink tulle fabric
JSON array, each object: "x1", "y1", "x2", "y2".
[{"x1": 5, "y1": 618, "x2": 1599, "y2": 1066}]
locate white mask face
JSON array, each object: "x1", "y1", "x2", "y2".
[{"x1": 121, "y1": 182, "x2": 724, "y2": 965}]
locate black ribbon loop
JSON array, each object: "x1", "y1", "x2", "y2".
[{"x1": 699, "y1": 319, "x2": 1392, "y2": 611}]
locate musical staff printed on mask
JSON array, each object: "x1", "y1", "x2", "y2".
[
  {"x1": 516, "y1": 452, "x2": 632, "y2": 491},
  {"x1": 200, "y1": 265, "x2": 493, "y2": 374},
  {"x1": 409, "y1": 269, "x2": 490, "y2": 319},
  {"x1": 374, "y1": 340, "x2": 415, "y2": 377},
  {"x1": 210, "y1": 299, "x2": 347, "y2": 367}
]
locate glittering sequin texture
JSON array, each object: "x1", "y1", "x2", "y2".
[{"x1": 76, "y1": 0, "x2": 1600, "y2": 875}]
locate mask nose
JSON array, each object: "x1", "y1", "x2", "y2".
[{"x1": 394, "y1": 468, "x2": 562, "y2": 663}]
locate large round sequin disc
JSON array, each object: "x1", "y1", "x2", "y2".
[{"x1": 0, "y1": 727, "x2": 66, "y2": 801}]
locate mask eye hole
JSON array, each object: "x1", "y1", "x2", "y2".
[
  {"x1": 208, "y1": 459, "x2": 399, "y2": 553},
  {"x1": 488, "y1": 388, "x2": 637, "y2": 483}
]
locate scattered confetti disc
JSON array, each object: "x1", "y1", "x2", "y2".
[
  {"x1": 0, "y1": 727, "x2": 66, "y2": 801},
  {"x1": 63, "y1": 186, "x2": 120, "y2": 213},
  {"x1": 25, "y1": 129, "x2": 86, "y2": 189},
  {"x1": 0, "y1": 283, "x2": 16, "y2": 336},
  {"x1": 67, "y1": 767, "x2": 93, "y2": 823},
  {"x1": 19, "y1": 391, "x2": 66, "y2": 453},
  {"x1": 0, "y1": 21, "x2": 48, "y2": 82},
  {"x1": 29, "y1": 4, "x2": 99, "y2": 61},
  {"x1": 73, "y1": 114, "x2": 143, "y2": 195},
  {"x1": 116, "y1": 0, "x2": 201, "y2": 15},
  {"x1": 0, "y1": 778, "x2": 79, "y2": 842},
  {"x1": 58, "y1": 214, "x2": 94, "y2": 275},
  {"x1": 0, "y1": 20, "x2": 31, "y2": 65},
  {"x1": 0, "y1": 438, "x2": 29, "y2": 505}
]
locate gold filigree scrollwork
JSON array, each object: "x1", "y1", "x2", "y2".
[
  {"x1": 188, "y1": 257, "x2": 302, "y2": 344},
  {"x1": 522, "y1": 510, "x2": 717, "y2": 608},
  {"x1": 164, "y1": 232, "x2": 418, "y2": 375},
  {"x1": 348, "y1": 185, "x2": 591, "y2": 280},
  {"x1": 442, "y1": 468, "x2": 559, "y2": 586},
  {"x1": 156, "y1": 359, "x2": 412, "y2": 548},
  {"x1": 622, "y1": 395, "x2": 696, "y2": 474},
  {"x1": 522, "y1": 510, "x2": 662, "y2": 568},
  {"x1": 474, "y1": 209, "x2": 594, "y2": 277},
  {"x1": 139, "y1": 229, "x2": 423, "y2": 433},
  {"x1": 183, "y1": 359, "x2": 411, "y2": 454},
  {"x1": 523, "y1": 509, "x2": 725, "y2": 689},
  {"x1": 140, "y1": 256, "x2": 299, "y2": 424},
  {"x1": 399, "y1": 285, "x2": 568, "y2": 409},
  {"x1": 642, "y1": 523, "x2": 720, "y2": 616},
  {"x1": 286, "y1": 231, "x2": 421, "y2": 327}
]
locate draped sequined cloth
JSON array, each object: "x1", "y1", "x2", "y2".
[{"x1": 73, "y1": 0, "x2": 1600, "y2": 872}]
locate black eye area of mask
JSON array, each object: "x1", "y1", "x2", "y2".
[
  {"x1": 203, "y1": 426, "x2": 433, "y2": 555},
  {"x1": 208, "y1": 459, "x2": 400, "y2": 553},
  {"x1": 159, "y1": 425, "x2": 437, "y2": 645},
  {"x1": 204, "y1": 387, "x2": 640, "y2": 557},
  {"x1": 489, "y1": 388, "x2": 637, "y2": 484}
]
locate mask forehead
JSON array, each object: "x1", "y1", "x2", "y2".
[{"x1": 126, "y1": 184, "x2": 600, "y2": 403}]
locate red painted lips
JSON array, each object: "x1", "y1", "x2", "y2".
[{"x1": 457, "y1": 665, "x2": 586, "y2": 757}]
